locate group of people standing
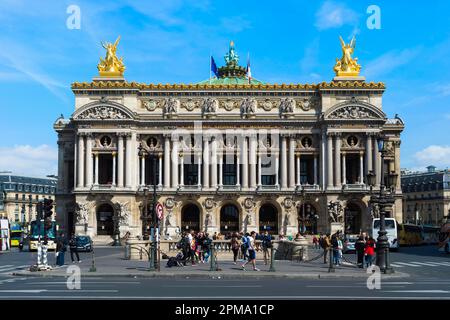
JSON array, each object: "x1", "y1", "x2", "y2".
[
  {"x1": 318, "y1": 232, "x2": 376, "y2": 268},
  {"x1": 177, "y1": 230, "x2": 274, "y2": 271},
  {"x1": 55, "y1": 233, "x2": 82, "y2": 267}
]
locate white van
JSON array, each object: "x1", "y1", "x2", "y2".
[{"x1": 371, "y1": 218, "x2": 399, "y2": 250}]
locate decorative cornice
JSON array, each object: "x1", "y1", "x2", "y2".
[{"x1": 71, "y1": 81, "x2": 385, "y2": 91}]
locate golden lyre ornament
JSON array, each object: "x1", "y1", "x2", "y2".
[
  {"x1": 97, "y1": 36, "x2": 126, "y2": 77},
  {"x1": 333, "y1": 36, "x2": 361, "y2": 77}
]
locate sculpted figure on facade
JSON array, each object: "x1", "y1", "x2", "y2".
[
  {"x1": 241, "y1": 97, "x2": 257, "y2": 118},
  {"x1": 329, "y1": 106, "x2": 377, "y2": 120},
  {"x1": 114, "y1": 201, "x2": 130, "y2": 225},
  {"x1": 77, "y1": 106, "x2": 129, "y2": 120},
  {"x1": 328, "y1": 200, "x2": 344, "y2": 223},
  {"x1": 202, "y1": 97, "x2": 218, "y2": 115},
  {"x1": 75, "y1": 202, "x2": 91, "y2": 224},
  {"x1": 279, "y1": 98, "x2": 295, "y2": 116},
  {"x1": 163, "y1": 98, "x2": 179, "y2": 116}
]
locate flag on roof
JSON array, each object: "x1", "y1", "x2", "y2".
[
  {"x1": 246, "y1": 53, "x2": 252, "y2": 84},
  {"x1": 210, "y1": 56, "x2": 218, "y2": 77}
]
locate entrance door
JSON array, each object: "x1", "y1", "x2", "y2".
[
  {"x1": 181, "y1": 204, "x2": 200, "y2": 232},
  {"x1": 220, "y1": 204, "x2": 239, "y2": 234},
  {"x1": 298, "y1": 203, "x2": 319, "y2": 234},
  {"x1": 97, "y1": 204, "x2": 114, "y2": 235},
  {"x1": 259, "y1": 204, "x2": 278, "y2": 235},
  {"x1": 344, "y1": 203, "x2": 362, "y2": 235}
]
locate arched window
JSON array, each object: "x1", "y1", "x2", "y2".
[
  {"x1": 181, "y1": 204, "x2": 200, "y2": 232},
  {"x1": 220, "y1": 204, "x2": 239, "y2": 233},
  {"x1": 97, "y1": 203, "x2": 114, "y2": 236},
  {"x1": 259, "y1": 204, "x2": 278, "y2": 235}
]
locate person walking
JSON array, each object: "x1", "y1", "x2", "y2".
[
  {"x1": 230, "y1": 232, "x2": 240, "y2": 265},
  {"x1": 336, "y1": 235, "x2": 343, "y2": 266},
  {"x1": 69, "y1": 234, "x2": 81, "y2": 263},
  {"x1": 203, "y1": 233, "x2": 212, "y2": 263},
  {"x1": 261, "y1": 230, "x2": 272, "y2": 265},
  {"x1": 355, "y1": 235, "x2": 366, "y2": 268},
  {"x1": 56, "y1": 233, "x2": 67, "y2": 267},
  {"x1": 322, "y1": 234, "x2": 331, "y2": 263},
  {"x1": 240, "y1": 232, "x2": 250, "y2": 261},
  {"x1": 312, "y1": 235, "x2": 319, "y2": 249},
  {"x1": 331, "y1": 234, "x2": 339, "y2": 265},
  {"x1": 241, "y1": 231, "x2": 259, "y2": 271},
  {"x1": 364, "y1": 236, "x2": 376, "y2": 268},
  {"x1": 195, "y1": 232, "x2": 205, "y2": 263},
  {"x1": 187, "y1": 230, "x2": 197, "y2": 266}
]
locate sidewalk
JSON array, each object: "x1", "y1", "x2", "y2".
[{"x1": 12, "y1": 248, "x2": 409, "y2": 280}]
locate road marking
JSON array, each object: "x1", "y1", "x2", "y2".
[
  {"x1": 0, "y1": 289, "x2": 118, "y2": 293},
  {"x1": 0, "y1": 265, "x2": 14, "y2": 270},
  {"x1": 384, "y1": 290, "x2": 450, "y2": 293},
  {"x1": 27, "y1": 282, "x2": 141, "y2": 285},
  {"x1": 393, "y1": 262, "x2": 422, "y2": 267},
  {"x1": 410, "y1": 262, "x2": 447, "y2": 267},
  {"x1": 0, "y1": 265, "x2": 30, "y2": 274},
  {"x1": 162, "y1": 285, "x2": 263, "y2": 288},
  {"x1": 427, "y1": 262, "x2": 450, "y2": 266},
  {"x1": 389, "y1": 263, "x2": 404, "y2": 267}
]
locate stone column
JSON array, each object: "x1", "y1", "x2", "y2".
[
  {"x1": 57, "y1": 141, "x2": 65, "y2": 191},
  {"x1": 321, "y1": 132, "x2": 326, "y2": 188},
  {"x1": 125, "y1": 133, "x2": 132, "y2": 188},
  {"x1": 257, "y1": 152, "x2": 262, "y2": 187},
  {"x1": 131, "y1": 132, "x2": 137, "y2": 188},
  {"x1": 296, "y1": 154, "x2": 301, "y2": 186},
  {"x1": 326, "y1": 133, "x2": 334, "y2": 189},
  {"x1": 112, "y1": 152, "x2": 116, "y2": 186},
  {"x1": 281, "y1": 135, "x2": 288, "y2": 189},
  {"x1": 158, "y1": 154, "x2": 163, "y2": 187},
  {"x1": 140, "y1": 154, "x2": 146, "y2": 186},
  {"x1": 241, "y1": 136, "x2": 248, "y2": 189},
  {"x1": 211, "y1": 137, "x2": 217, "y2": 188},
  {"x1": 334, "y1": 134, "x2": 341, "y2": 188},
  {"x1": 288, "y1": 136, "x2": 296, "y2": 188},
  {"x1": 249, "y1": 134, "x2": 257, "y2": 189},
  {"x1": 359, "y1": 152, "x2": 364, "y2": 184},
  {"x1": 117, "y1": 134, "x2": 124, "y2": 187},
  {"x1": 197, "y1": 153, "x2": 202, "y2": 187},
  {"x1": 164, "y1": 135, "x2": 171, "y2": 189},
  {"x1": 85, "y1": 134, "x2": 93, "y2": 187},
  {"x1": 219, "y1": 154, "x2": 223, "y2": 187},
  {"x1": 77, "y1": 133, "x2": 85, "y2": 188},
  {"x1": 374, "y1": 136, "x2": 381, "y2": 187},
  {"x1": 275, "y1": 153, "x2": 279, "y2": 187},
  {"x1": 313, "y1": 154, "x2": 318, "y2": 186},
  {"x1": 180, "y1": 153, "x2": 184, "y2": 187},
  {"x1": 236, "y1": 152, "x2": 240, "y2": 186},
  {"x1": 394, "y1": 141, "x2": 401, "y2": 191},
  {"x1": 172, "y1": 138, "x2": 179, "y2": 188},
  {"x1": 366, "y1": 134, "x2": 373, "y2": 175},
  {"x1": 342, "y1": 153, "x2": 347, "y2": 185},
  {"x1": 94, "y1": 152, "x2": 99, "y2": 185},
  {"x1": 203, "y1": 136, "x2": 210, "y2": 189}
]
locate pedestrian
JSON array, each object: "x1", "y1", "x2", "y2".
[
  {"x1": 56, "y1": 233, "x2": 67, "y2": 267},
  {"x1": 322, "y1": 233, "x2": 331, "y2": 263},
  {"x1": 261, "y1": 230, "x2": 272, "y2": 265},
  {"x1": 203, "y1": 233, "x2": 212, "y2": 263},
  {"x1": 242, "y1": 231, "x2": 259, "y2": 271},
  {"x1": 213, "y1": 232, "x2": 218, "y2": 240},
  {"x1": 187, "y1": 230, "x2": 197, "y2": 265},
  {"x1": 195, "y1": 232, "x2": 205, "y2": 263},
  {"x1": 336, "y1": 235, "x2": 343, "y2": 266},
  {"x1": 240, "y1": 232, "x2": 250, "y2": 261},
  {"x1": 230, "y1": 232, "x2": 240, "y2": 265},
  {"x1": 355, "y1": 235, "x2": 366, "y2": 268},
  {"x1": 312, "y1": 235, "x2": 319, "y2": 249},
  {"x1": 364, "y1": 236, "x2": 376, "y2": 268},
  {"x1": 69, "y1": 233, "x2": 81, "y2": 263},
  {"x1": 331, "y1": 234, "x2": 339, "y2": 265}
]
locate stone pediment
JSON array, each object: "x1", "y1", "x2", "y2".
[
  {"x1": 324, "y1": 98, "x2": 385, "y2": 121},
  {"x1": 72, "y1": 100, "x2": 135, "y2": 121}
]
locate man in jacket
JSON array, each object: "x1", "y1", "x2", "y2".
[
  {"x1": 355, "y1": 236, "x2": 366, "y2": 268},
  {"x1": 322, "y1": 234, "x2": 331, "y2": 263}
]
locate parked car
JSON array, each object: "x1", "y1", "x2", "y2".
[
  {"x1": 343, "y1": 236, "x2": 357, "y2": 253},
  {"x1": 76, "y1": 236, "x2": 93, "y2": 252}
]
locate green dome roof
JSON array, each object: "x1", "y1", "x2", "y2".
[{"x1": 196, "y1": 77, "x2": 266, "y2": 85}]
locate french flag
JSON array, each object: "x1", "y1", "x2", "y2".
[{"x1": 246, "y1": 53, "x2": 252, "y2": 84}]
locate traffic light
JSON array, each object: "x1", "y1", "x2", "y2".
[
  {"x1": 43, "y1": 199, "x2": 53, "y2": 218},
  {"x1": 36, "y1": 202, "x2": 43, "y2": 220}
]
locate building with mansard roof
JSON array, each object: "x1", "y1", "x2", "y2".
[{"x1": 54, "y1": 38, "x2": 404, "y2": 241}]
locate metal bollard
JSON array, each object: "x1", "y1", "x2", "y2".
[
  {"x1": 89, "y1": 247, "x2": 96, "y2": 272},
  {"x1": 149, "y1": 242, "x2": 156, "y2": 271},
  {"x1": 269, "y1": 246, "x2": 275, "y2": 272},
  {"x1": 328, "y1": 247, "x2": 335, "y2": 273},
  {"x1": 209, "y1": 244, "x2": 216, "y2": 271}
]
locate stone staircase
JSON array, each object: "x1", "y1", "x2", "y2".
[{"x1": 93, "y1": 235, "x2": 114, "y2": 246}]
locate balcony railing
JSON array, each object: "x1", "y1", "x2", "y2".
[
  {"x1": 343, "y1": 184, "x2": 367, "y2": 191},
  {"x1": 258, "y1": 185, "x2": 280, "y2": 191}
]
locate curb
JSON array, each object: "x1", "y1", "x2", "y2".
[{"x1": 11, "y1": 271, "x2": 409, "y2": 280}]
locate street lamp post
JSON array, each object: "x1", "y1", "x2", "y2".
[{"x1": 366, "y1": 138, "x2": 396, "y2": 274}]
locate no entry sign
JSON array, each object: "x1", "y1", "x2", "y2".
[{"x1": 156, "y1": 203, "x2": 163, "y2": 220}]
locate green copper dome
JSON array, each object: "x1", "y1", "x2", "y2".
[{"x1": 196, "y1": 41, "x2": 266, "y2": 85}]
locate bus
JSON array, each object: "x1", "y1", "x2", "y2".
[
  {"x1": 371, "y1": 218, "x2": 399, "y2": 250},
  {"x1": 28, "y1": 220, "x2": 57, "y2": 251},
  {"x1": 438, "y1": 217, "x2": 450, "y2": 253},
  {"x1": 398, "y1": 223, "x2": 423, "y2": 246},
  {"x1": 10, "y1": 224, "x2": 23, "y2": 247},
  {"x1": 422, "y1": 225, "x2": 440, "y2": 245}
]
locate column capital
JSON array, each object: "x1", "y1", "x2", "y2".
[{"x1": 112, "y1": 152, "x2": 117, "y2": 157}]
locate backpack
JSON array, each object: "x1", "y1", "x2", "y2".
[
  {"x1": 319, "y1": 237, "x2": 324, "y2": 248},
  {"x1": 241, "y1": 236, "x2": 249, "y2": 250},
  {"x1": 166, "y1": 257, "x2": 178, "y2": 268}
]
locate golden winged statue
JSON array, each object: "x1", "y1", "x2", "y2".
[
  {"x1": 333, "y1": 36, "x2": 361, "y2": 77},
  {"x1": 97, "y1": 36, "x2": 126, "y2": 77}
]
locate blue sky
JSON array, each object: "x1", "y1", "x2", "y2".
[{"x1": 0, "y1": 0, "x2": 449, "y2": 177}]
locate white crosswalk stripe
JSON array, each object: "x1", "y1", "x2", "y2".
[
  {"x1": 390, "y1": 261, "x2": 450, "y2": 268},
  {"x1": 0, "y1": 265, "x2": 30, "y2": 274},
  {"x1": 410, "y1": 262, "x2": 444, "y2": 267},
  {"x1": 393, "y1": 262, "x2": 422, "y2": 267},
  {"x1": 390, "y1": 263, "x2": 404, "y2": 267}
]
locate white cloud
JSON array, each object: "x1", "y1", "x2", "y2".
[
  {"x1": 315, "y1": 1, "x2": 359, "y2": 30},
  {"x1": 0, "y1": 145, "x2": 57, "y2": 178},
  {"x1": 414, "y1": 145, "x2": 450, "y2": 169},
  {"x1": 364, "y1": 48, "x2": 421, "y2": 79}
]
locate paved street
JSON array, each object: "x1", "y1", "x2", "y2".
[{"x1": 0, "y1": 245, "x2": 448, "y2": 299}]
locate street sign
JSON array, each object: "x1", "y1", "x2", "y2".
[{"x1": 156, "y1": 203, "x2": 163, "y2": 220}]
